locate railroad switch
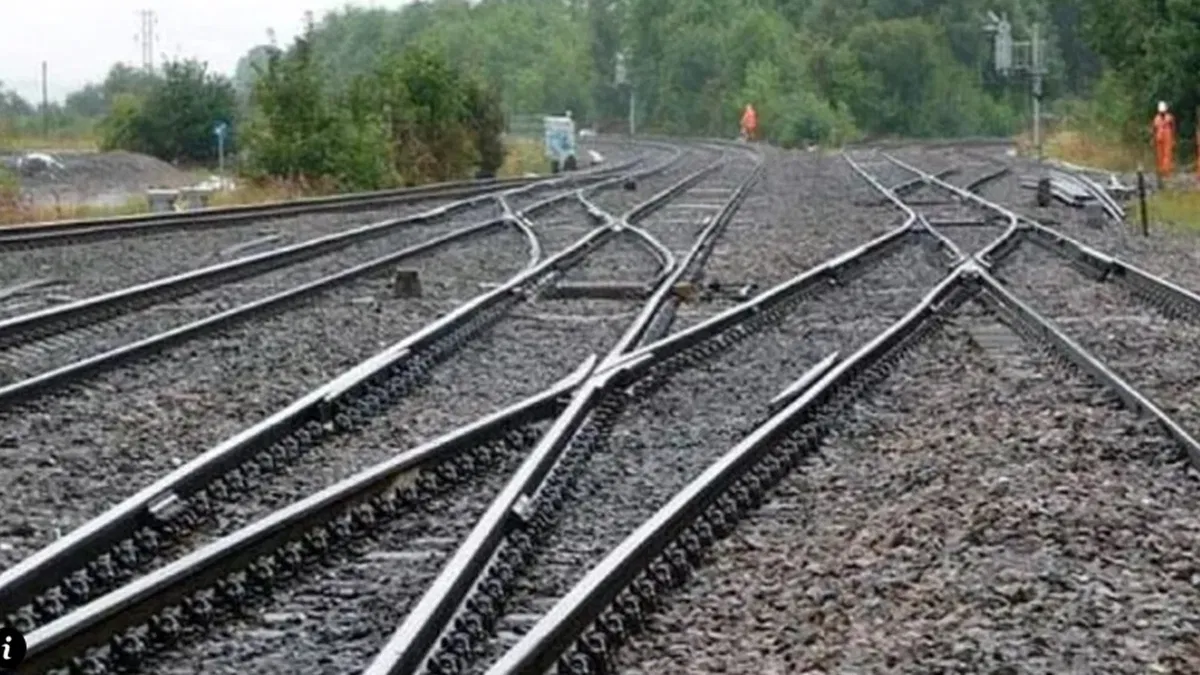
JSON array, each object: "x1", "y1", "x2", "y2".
[
  {"x1": 698, "y1": 280, "x2": 758, "y2": 302},
  {"x1": 392, "y1": 269, "x2": 423, "y2": 298}
]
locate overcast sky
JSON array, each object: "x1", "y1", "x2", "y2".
[{"x1": 1, "y1": 1, "x2": 413, "y2": 103}]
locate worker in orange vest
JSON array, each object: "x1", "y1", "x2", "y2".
[
  {"x1": 740, "y1": 104, "x2": 758, "y2": 142},
  {"x1": 1152, "y1": 101, "x2": 1175, "y2": 186}
]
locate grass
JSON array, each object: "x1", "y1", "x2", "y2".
[
  {"x1": 0, "y1": 131, "x2": 101, "y2": 153},
  {"x1": 0, "y1": 140, "x2": 551, "y2": 226},
  {"x1": 498, "y1": 137, "x2": 547, "y2": 177},
  {"x1": 1143, "y1": 189, "x2": 1200, "y2": 232},
  {"x1": 1039, "y1": 129, "x2": 1149, "y2": 173}
]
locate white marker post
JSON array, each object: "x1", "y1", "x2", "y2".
[{"x1": 214, "y1": 122, "x2": 228, "y2": 187}]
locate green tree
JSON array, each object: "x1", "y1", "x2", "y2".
[
  {"x1": 244, "y1": 36, "x2": 391, "y2": 189},
  {"x1": 98, "y1": 59, "x2": 237, "y2": 163}
]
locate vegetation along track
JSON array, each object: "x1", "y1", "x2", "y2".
[{"x1": 5, "y1": 141, "x2": 762, "y2": 673}]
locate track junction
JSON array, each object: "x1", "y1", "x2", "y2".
[{"x1": 1, "y1": 136, "x2": 1198, "y2": 674}]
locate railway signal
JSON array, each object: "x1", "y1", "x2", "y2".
[{"x1": 984, "y1": 11, "x2": 1046, "y2": 162}]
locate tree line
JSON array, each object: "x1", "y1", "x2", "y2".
[{"x1": 1, "y1": 0, "x2": 1195, "y2": 182}]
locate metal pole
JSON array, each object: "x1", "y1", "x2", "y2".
[
  {"x1": 1032, "y1": 22, "x2": 1042, "y2": 164},
  {"x1": 629, "y1": 87, "x2": 636, "y2": 136},
  {"x1": 41, "y1": 61, "x2": 48, "y2": 139},
  {"x1": 218, "y1": 133, "x2": 225, "y2": 183},
  {"x1": 1137, "y1": 168, "x2": 1149, "y2": 236}
]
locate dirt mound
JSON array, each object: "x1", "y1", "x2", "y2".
[{"x1": 5, "y1": 150, "x2": 195, "y2": 208}]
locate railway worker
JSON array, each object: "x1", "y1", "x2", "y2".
[
  {"x1": 1152, "y1": 100, "x2": 1175, "y2": 186},
  {"x1": 740, "y1": 103, "x2": 758, "y2": 142}
]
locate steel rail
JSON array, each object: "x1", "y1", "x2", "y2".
[
  {"x1": 486, "y1": 266, "x2": 973, "y2": 675},
  {"x1": 0, "y1": 177, "x2": 535, "y2": 248},
  {"x1": 362, "y1": 148, "x2": 761, "y2": 675},
  {"x1": 0, "y1": 138, "x2": 656, "y2": 248},
  {"x1": 878, "y1": 153, "x2": 1021, "y2": 266},
  {"x1": 0, "y1": 216, "x2": 517, "y2": 408},
  {"x1": 1019, "y1": 221, "x2": 1200, "y2": 321},
  {"x1": 16, "y1": 357, "x2": 600, "y2": 673},
  {"x1": 611, "y1": 159, "x2": 766, "y2": 354},
  {"x1": 0, "y1": 218, "x2": 602, "y2": 623},
  {"x1": 0, "y1": 162, "x2": 642, "y2": 352},
  {"x1": 889, "y1": 167, "x2": 960, "y2": 199},
  {"x1": 0, "y1": 150, "x2": 714, "y2": 634},
  {"x1": 881, "y1": 154, "x2": 1200, "y2": 326},
  {"x1": 973, "y1": 267, "x2": 1200, "y2": 466},
  {"x1": 0, "y1": 169, "x2": 663, "y2": 407},
  {"x1": 8, "y1": 149, "x2": 725, "y2": 670},
  {"x1": 490, "y1": 257, "x2": 1200, "y2": 675},
  {"x1": 845, "y1": 152, "x2": 974, "y2": 265},
  {"x1": 604, "y1": 221, "x2": 919, "y2": 382}
]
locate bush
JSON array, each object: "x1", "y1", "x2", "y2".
[
  {"x1": 98, "y1": 59, "x2": 237, "y2": 163},
  {"x1": 244, "y1": 36, "x2": 508, "y2": 190}
]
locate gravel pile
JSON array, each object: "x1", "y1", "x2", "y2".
[
  {"x1": 994, "y1": 240, "x2": 1200, "y2": 442},
  {"x1": 0, "y1": 197, "x2": 501, "y2": 317},
  {"x1": 10, "y1": 150, "x2": 195, "y2": 208},
  {"x1": 673, "y1": 147, "x2": 915, "y2": 331},
  {"x1": 0, "y1": 212, "x2": 527, "y2": 383},
  {"x1": 616, "y1": 301, "x2": 1199, "y2": 675},
  {"x1": 464, "y1": 238, "x2": 953, "y2": 672},
  {"x1": 154, "y1": 297, "x2": 645, "y2": 674},
  {"x1": 0, "y1": 224, "x2": 531, "y2": 569}
]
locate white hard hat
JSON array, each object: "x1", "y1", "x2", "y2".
[{"x1": 1159, "y1": 101, "x2": 1168, "y2": 113}]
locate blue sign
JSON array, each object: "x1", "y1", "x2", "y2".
[{"x1": 214, "y1": 122, "x2": 229, "y2": 139}]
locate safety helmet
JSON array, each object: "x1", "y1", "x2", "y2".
[{"x1": 1159, "y1": 101, "x2": 1168, "y2": 113}]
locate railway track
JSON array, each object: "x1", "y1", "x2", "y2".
[
  {"x1": 0, "y1": 161, "x2": 647, "y2": 382},
  {"x1": 0, "y1": 144, "x2": 667, "y2": 611},
  {"x1": 463, "y1": 147, "x2": 1200, "y2": 675},
  {"x1": 612, "y1": 300, "x2": 1196, "y2": 674},
  {"x1": 5, "y1": 140, "x2": 766, "y2": 674},
  {"x1": 12, "y1": 139, "x2": 1200, "y2": 674}
]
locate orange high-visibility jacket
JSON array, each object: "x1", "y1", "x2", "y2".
[
  {"x1": 741, "y1": 105, "x2": 758, "y2": 134},
  {"x1": 1153, "y1": 112, "x2": 1176, "y2": 174}
]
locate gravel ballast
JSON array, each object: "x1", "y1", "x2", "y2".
[
  {"x1": 0, "y1": 224, "x2": 531, "y2": 569},
  {"x1": 0, "y1": 211, "x2": 523, "y2": 382},
  {"x1": 994, "y1": 240, "x2": 1200, "y2": 439},
  {"x1": 616, "y1": 301, "x2": 1199, "y2": 674},
  {"x1": 586, "y1": 146, "x2": 717, "y2": 218},
  {"x1": 463, "y1": 238, "x2": 954, "y2": 673},
  {"x1": 0, "y1": 198, "x2": 499, "y2": 316},
  {"x1": 673, "y1": 148, "x2": 927, "y2": 331}
]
